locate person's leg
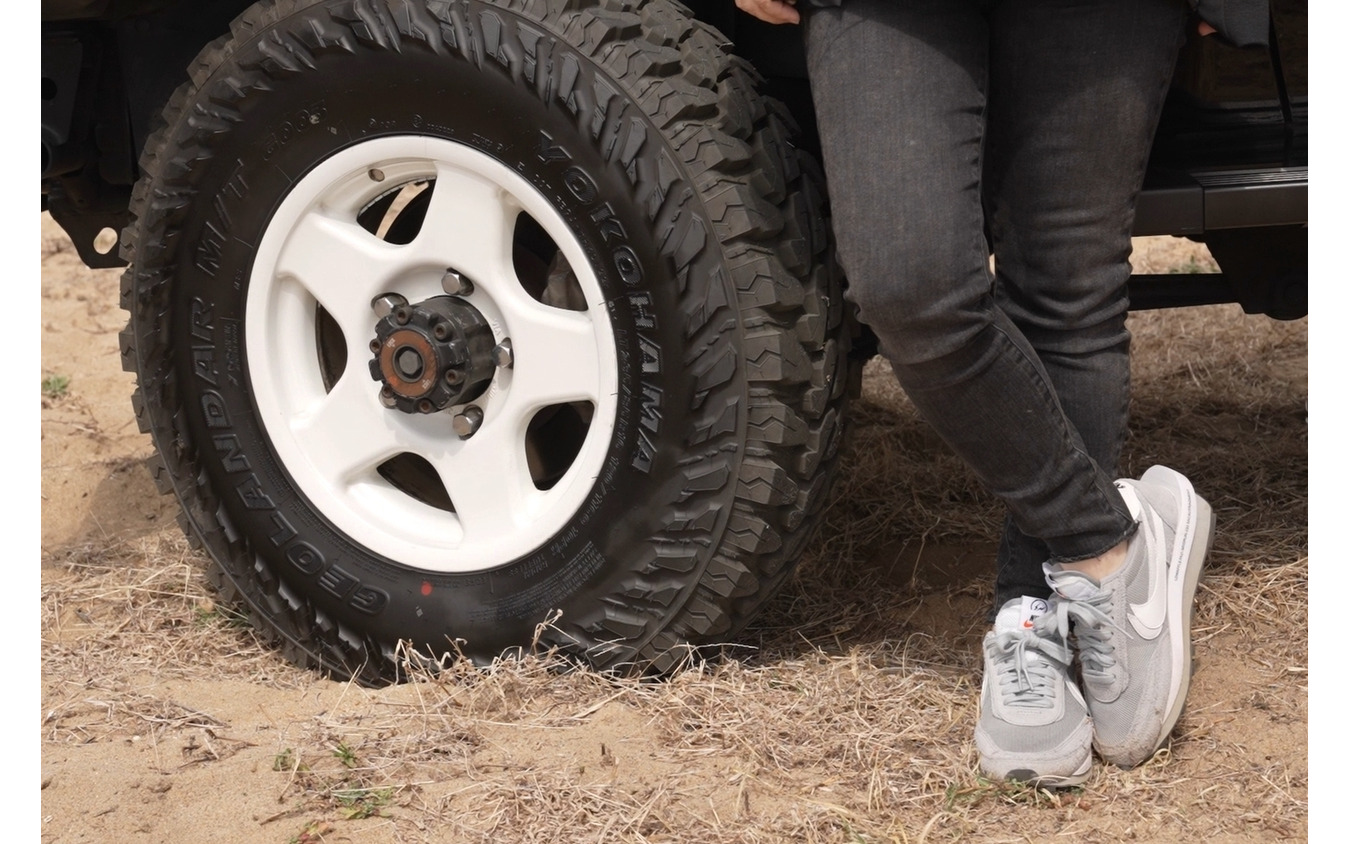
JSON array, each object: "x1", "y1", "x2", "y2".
[
  {"x1": 976, "y1": 1, "x2": 1201, "y2": 768},
  {"x1": 981, "y1": 0, "x2": 1190, "y2": 611},
  {"x1": 804, "y1": 0, "x2": 1135, "y2": 574},
  {"x1": 803, "y1": 0, "x2": 1100, "y2": 786}
]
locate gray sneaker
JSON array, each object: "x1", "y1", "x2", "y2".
[
  {"x1": 975, "y1": 596, "x2": 1094, "y2": 786},
  {"x1": 1043, "y1": 465, "x2": 1214, "y2": 768}
]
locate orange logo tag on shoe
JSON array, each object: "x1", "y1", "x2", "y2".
[{"x1": 1020, "y1": 596, "x2": 1050, "y2": 628}]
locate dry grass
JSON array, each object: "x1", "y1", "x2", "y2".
[
  {"x1": 41, "y1": 534, "x2": 308, "y2": 688},
  {"x1": 40, "y1": 239, "x2": 1307, "y2": 842}
]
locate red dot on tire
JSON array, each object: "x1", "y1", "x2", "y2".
[{"x1": 421, "y1": 581, "x2": 433, "y2": 596}]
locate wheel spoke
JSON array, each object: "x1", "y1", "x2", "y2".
[
  {"x1": 284, "y1": 371, "x2": 403, "y2": 487},
  {"x1": 503, "y1": 304, "x2": 604, "y2": 408},
  {"x1": 424, "y1": 412, "x2": 538, "y2": 545},
  {"x1": 411, "y1": 162, "x2": 518, "y2": 284},
  {"x1": 275, "y1": 212, "x2": 401, "y2": 334}
]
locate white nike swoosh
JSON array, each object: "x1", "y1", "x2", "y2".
[{"x1": 1128, "y1": 507, "x2": 1168, "y2": 639}]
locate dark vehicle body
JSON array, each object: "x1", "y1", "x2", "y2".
[{"x1": 42, "y1": 0, "x2": 1308, "y2": 316}]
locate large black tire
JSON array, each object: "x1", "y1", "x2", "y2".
[{"x1": 119, "y1": 0, "x2": 847, "y2": 682}]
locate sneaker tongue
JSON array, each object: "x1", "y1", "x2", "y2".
[
  {"x1": 993, "y1": 596, "x2": 1051, "y2": 634},
  {"x1": 1044, "y1": 568, "x2": 1101, "y2": 602}
]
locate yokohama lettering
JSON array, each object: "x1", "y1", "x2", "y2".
[{"x1": 536, "y1": 130, "x2": 662, "y2": 473}]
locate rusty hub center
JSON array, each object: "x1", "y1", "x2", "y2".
[{"x1": 369, "y1": 295, "x2": 496, "y2": 414}]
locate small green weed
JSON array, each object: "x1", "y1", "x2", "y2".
[
  {"x1": 273, "y1": 748, "x2": 305, "y2": 773},
  {"x1": 194, "y1": 601, "x2": 252, "y2": 629},
  {"x1": 42, "y1": 374, "x2": 71, "y2": 399},
  {"x1": 333, "y1": 787, "x2": 394, "y2": 820},
  {"x1": 332, "y1": 741, "x2": 359, "y2": 768}
]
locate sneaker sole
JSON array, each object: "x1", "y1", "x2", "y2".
[
  {"x1": 1007, "y1": 754, "x2": 1093, "y2": 789},
  {"x1": 1141, "y1": 465, "x2": 1214, "y2": 751},
  {"x1": 982, "y1": 734, "x2": 1094, "y2": 789}
]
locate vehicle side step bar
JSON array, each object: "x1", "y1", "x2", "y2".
[
  {"x1": 1128, "y1": 267, "x2": 1307, "y2": 319},
  {"x1": 1133, "y1": 165, "x2": 1307, "y2": 237},
  {"x1": 1128, "y1": 273, "x2": 1235, "y2": 310}
]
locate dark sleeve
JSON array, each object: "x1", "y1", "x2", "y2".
[{"x1": 1191, "y1": 0, "x2": 1270, "y2": 48}]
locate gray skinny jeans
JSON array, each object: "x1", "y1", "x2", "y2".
[{"x1": 802, "y1": 0, "x2": 1189, "y2": 609}]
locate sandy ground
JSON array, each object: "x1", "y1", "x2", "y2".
[{"x1": 38, "y1": 211, "x2": 1309, "y2": 843}]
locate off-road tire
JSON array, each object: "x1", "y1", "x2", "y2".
[{"x1": 119, "y1": 0, "x2": 846, "y2": 682}]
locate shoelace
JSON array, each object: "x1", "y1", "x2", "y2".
[
  {"x1": 986, "y1": 624, "x2": 1073, "y2": 710},
  {"x1": 1043, "y1": 592, "x2": 1123, "y2": 686}
]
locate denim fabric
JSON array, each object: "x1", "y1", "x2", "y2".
[
  {"x1": 802, "y1": 0, "x2": 1188, "y2": 610},
  {"x1": 1190, "y1": 0, "x2": 1270, "y2": 47}
]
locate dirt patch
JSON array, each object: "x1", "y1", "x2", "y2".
[{"x1": 40, "y1": 213, "x2": 1307, "y2": 843}]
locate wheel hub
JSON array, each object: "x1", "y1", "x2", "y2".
[{"x1": 368, "y1": 294, "x2": 496, "y2": 414}]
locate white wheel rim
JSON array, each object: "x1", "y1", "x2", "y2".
[{"x1": 246, "y1": 136, "x2": 619, "y2": 573}]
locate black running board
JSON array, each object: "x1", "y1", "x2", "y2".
[{"x1": 1133, "y1": 166, "x2": 1307, "y2": 237}]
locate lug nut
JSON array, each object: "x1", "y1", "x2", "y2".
[
  {"x1": 442, "y1": 269, "x2": 474, "y2": 298},
  {"x1": 371, "y1": 293, "x2": 407, "y2": 318},
  {"x1": 379, "y1": 386, "x2": 397, "y2": 408},
  {"x1": 492, "y1": 339, "x2": 514, "y2": 369},
  {"x1": 452, "y1": 405, "x2": 484, "y2": 438}
]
